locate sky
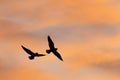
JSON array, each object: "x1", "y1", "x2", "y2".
[{"x1": 1, "y1": 0, "x2": 120, "y2": 80}]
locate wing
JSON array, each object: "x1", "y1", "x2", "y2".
[
  {"x1": 53, "y1": 51, "x2": 63, "y2": 61},
  {"x1": 48, "y1": 35, "x2": 55, "y2": 49},
  {"x1": 36, "y1": 54, "x2": 46, "y2": 56},
  {"x1": 21, "y1": 45, "x2": 34, "y2": 55}
]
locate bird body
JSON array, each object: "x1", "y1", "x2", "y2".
[
  {"x1": 21, "y1": 45, "x2": 45, "y2": 60},
  {"x1": 46, "y1": 36, "x2": 63, "y2": 61}
]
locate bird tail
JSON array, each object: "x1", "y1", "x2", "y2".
[{"x1": 46, "y1": 49, "x2": 51, "y2": 54}]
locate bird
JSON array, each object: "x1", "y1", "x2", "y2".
[
  {"x1": 21, "y1": 45, "x2": 45, "y2": 60},
  {"x1": 46, "y1": 35, "x2": 63, "y2": 61}
]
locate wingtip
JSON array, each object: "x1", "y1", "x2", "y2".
[
  {"x1": 21, "y1": 45, "x2": 23, "y2": 47},
  {"x1": 60, "y1": 58, "x2": 63, "y2": 61},
  {"x1": 21, "y1": 45, "x2": 24, "y2": 48},
  {"x1": 42, "y1": 54, "x2": 46, "y2": 56},
  {"x1": 21, "y1": 45, "x2": 26, "y2": 50},
  {"x1": 48, "y1": 35, "x2": 50, "y2": 38},
  {"x1": 43, "y1": 54, "x2": 46, "y2": 56},
  {"x1": 59, "y1": 57, "x2": 63, "y2": 61}
]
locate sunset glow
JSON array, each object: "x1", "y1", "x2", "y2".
[{"x1": 1, "y1": 0, "x2": 120, "y2": 80}]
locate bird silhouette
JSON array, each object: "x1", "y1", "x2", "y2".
[
  {"x1": 46, "y1": 35, "x2": 63, "y2": 61},
  {"x1": 21, "y1": 45, "x2": 45, "y2": 60}
]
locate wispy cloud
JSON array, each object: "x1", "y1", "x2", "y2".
[{"x1": 0, "y1": 0, "x2": 120, "y2": 80}]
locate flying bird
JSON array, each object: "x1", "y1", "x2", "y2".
[
  {"x1": 21, "y1": 45, "x2": 45, "y2": 60},
  {"x1": 46, "y1": 35, "x2": 63, "y2": 61}
]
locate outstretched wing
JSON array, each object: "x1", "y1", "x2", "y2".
[
  {"x1": 48, "y1": 35, "x2": 55, "y2": 49},
  {"x1": 53, "y1": 51, "x2": 63, "y2": 61},
  {"x1": 36, "y1": 54, "x2": 46, "y2": 56},
  {"x1": 21, "y1": 45, "x2": 34, "y2": 55}
]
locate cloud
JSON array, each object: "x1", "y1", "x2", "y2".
[
  {"x1": 0, "y1": 64, "x2": 61, "y2": 80},
  {"x1": 73, "y1": 66, "x2": 120, "y2": 80},
  {"x1": 0, "y1": 1, "x2": 120, "y2": 80},
  {"x1": 93, "y1": 59, "x2": 120, "y2": 73},
  {"x1": 0, "y1": 0, "x2": 120, "y2": 32},
  {"x1": 28, "y1": 24, "x2": 120, "y2": 46}
]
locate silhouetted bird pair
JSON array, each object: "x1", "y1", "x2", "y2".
[{"x1": 21, "y1": 36, "x2": 63, "y2": 61}]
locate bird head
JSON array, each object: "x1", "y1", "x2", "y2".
[
  {"x1": 29, "y1": 56, "x2": 34, "y2": 60},
  {"x1": 55, "y1": 48, "x2": 58, "y2": 50}
]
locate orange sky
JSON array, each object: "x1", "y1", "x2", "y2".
[{"x1": 1, "y1": 0, "x2": 120, "y2": 80}]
